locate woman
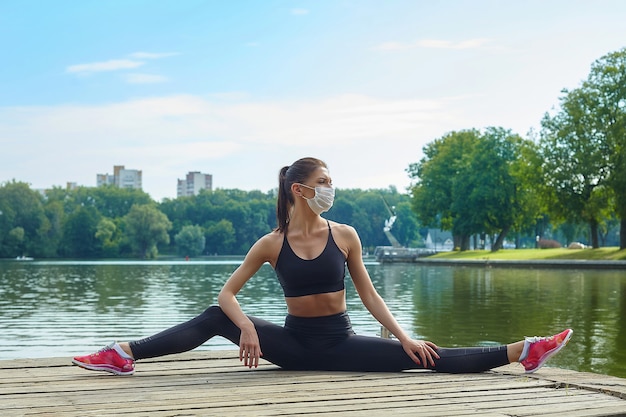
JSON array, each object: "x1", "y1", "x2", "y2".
[{"x1": 73, "y1": 157, "x2": 572, "y2": 376}]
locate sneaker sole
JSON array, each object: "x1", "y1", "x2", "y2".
[
  {"x1": 72, "y1": 359, "x2": 135, "y2": 376},
  {"x1": 524, "y1": 329, "x2": 573, "y2": 373}
]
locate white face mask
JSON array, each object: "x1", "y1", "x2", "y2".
[{"x1": 299, "y1": 184, "x2": 335, "y2": 214}]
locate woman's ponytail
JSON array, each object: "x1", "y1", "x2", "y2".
[{"x1": 276, "y1": 166, "x2": 292, "y2": 232}]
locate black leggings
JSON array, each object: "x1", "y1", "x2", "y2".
[{"x1": 129, "y1": 306, "x2": 509, "y2": 373}]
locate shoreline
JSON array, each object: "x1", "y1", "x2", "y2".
[{"x1": 415, "y1": 257, "x2": 626, "y2": 270}]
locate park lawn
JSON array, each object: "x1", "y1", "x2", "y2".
[{"x1": 431, "y1": 247, "x2": 626, "y2": 261}]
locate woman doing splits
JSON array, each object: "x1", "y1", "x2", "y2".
[{"x1": 73, "y1": 157, "x2": 573, "y2": 376}]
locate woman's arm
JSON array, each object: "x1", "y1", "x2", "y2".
[
  {"x1": 217, "y1": 233, "x2": 278, "y2": 368},
  {"x1": 341, "y1": 225, "x2": 440, "y2": 367}
]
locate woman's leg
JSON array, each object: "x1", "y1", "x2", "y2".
[
  {"x1": 74, "y1": 305, "x2": 307, "y2": 374},
  {"x1": 128, "y1": 305, "x2": 306, "y2": 369},
  {"x1": 312, "y1": 329, "x2": 572, "y2": 374},
  {"x1": 316, "y1": 334, "x2": 510, "y2": 373},
  {"x1": 128, "y1": 305, "x2": 237, "y2": 359}
]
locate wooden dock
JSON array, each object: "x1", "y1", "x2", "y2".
[{"x1": 1, "y1": 350, "x2": 625, "y2": 416}]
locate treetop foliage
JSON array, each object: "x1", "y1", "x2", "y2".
[{"x1": 0, "y1": 182, "x2": 419, "y2": 259}]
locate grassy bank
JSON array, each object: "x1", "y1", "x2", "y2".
[{"x1": 431, "y1": 247, "x2": 626, "y2": 261}]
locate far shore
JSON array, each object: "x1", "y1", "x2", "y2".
[
  {"x1": 416, "y1": 247, "x2": 626, "y2": 269},
  {"x1": 5, "y1": 247, "x2": 626, "y2": 266}
]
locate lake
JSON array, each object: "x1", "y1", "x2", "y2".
[{"x1": 1, "y1": 259, "x2": 624, "y2": 378}]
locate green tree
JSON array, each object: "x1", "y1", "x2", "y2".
[
  {"x1": 175, "y1": 225, "x2": 206, "y2": 257},
  {"x1": 159, "y1": 196, "x2": 198, "y2": 250},
  {"x1": 95, "y1": 217, "x2": 121, "y2": 257},
  {"x1": 72, "y1": 185, "x2": 152, "y2": 218},
  {"x1": 557, "y1": 221, "x2": 587, "y2": 247},
  {"x1": 509, "y1": 137, "x2": 546, "y2": 247},
  {"x1": 539, "y1": 86, "x2": 613, "y2": 248},
  {"x1": 41, "y1": 199, "x2": 65, "y2": 257},
  {"x1": 351, "y1": 193, "x2": 387, "y2": 247},
  {"x1": 124, "y1": 204, "x2": 172, "y2": 259},
  {"x1": 6, "y1": 227, "x2": 25, "y2": 256},
  {"x1": 393, "y1": 202, "x2": 423, "y2": 247},
  {"x1": 407, "y1": 129, "x2": 481, "y2": 250},
  {"x1": 205, "y1": 219, "x2": 236, "y2": 255},
  {"x1": 0, "y1": 181, "x2": 50, "y2": 257},
  {"x1": 462, "y1": 127, "x2": 532, "y2": 251},
  {"x1": 60, "y1": 206, "x2": 101, "y2": 257},
  {"x1": 408, "y1": 128, "x2": 534, "y2": 251},
  {"x1": 583, "y1": 48, "x2": 626, "y2": 249}
]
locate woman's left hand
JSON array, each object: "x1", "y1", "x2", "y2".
[
  {"x1": 239, "y1": 326, "x2": 262, "y2": 369},
  {"x1": 401, "y1": 339, "x2": 440, "y2": 368}
]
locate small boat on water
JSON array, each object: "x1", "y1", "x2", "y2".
[{"x1": 15, "y1": 256, "x2": 34, "y2": 261}]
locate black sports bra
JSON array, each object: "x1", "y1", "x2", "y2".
[{"x1": 275, "y1": 221, "x2": 346, "y2": 297}]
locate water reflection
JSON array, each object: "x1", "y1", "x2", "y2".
[{"x1": 0, "y1": 260, "x2": 624, "y2": 379}]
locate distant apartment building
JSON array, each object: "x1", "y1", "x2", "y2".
[
  {"x1": 97, "y1": 165, "x2": 142, "y2": 190},
  {"x1": 177, "y1": 171, "x2": 213, "y2": 197}
]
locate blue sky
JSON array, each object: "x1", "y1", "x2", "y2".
[{"x1": 2, "y1": 0, "x2": 626, "y2": 201}]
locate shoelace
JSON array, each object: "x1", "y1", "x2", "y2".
[
  {"x1": 525, "y1": 335, "x2": 553, "y2": 343},
  {"x1": 94, "y1": 343, "x2": 115, "y2": 355}
]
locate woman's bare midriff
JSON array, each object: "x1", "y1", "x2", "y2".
[{"x1": 284, "y1": 290, "x2": 347, "y2": 317}]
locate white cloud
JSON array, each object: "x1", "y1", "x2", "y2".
[
  {"x1": 0, "y1": 93, "x2": 466, "y2": 158},
  {"x1": 66, "y1": 52, "x2": 177, "y2": 78},
  {"x1": 66, "y1": 59, "x2": 144, "y2": 73},
  {"x1": 3, "y1": 90, "x2": 541, "y2": 199},
  {"x1": 374, "y1": 38, "x2": 492, "y2": 51},
  {"x1": 124, "y1": 73, "x2": 169, "y2": 84},
  {"x1": 0, "y1": 93, "x2": 459, "y2": 198}
]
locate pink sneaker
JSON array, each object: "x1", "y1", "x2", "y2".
[
  {"x1": 521, "y1": 329, "x2": 573, "y2": 373},
  {"x1": 72, "y1": 343, "x2": 135, "y2": 375}
]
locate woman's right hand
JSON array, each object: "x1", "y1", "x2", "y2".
[
  {"x1": 239, "y1": 326, "x2": 263, "y2": 368},
  {"x1": 401, "y1": 338, "x2": 440, "y2": 368}
]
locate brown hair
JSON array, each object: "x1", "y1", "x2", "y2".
[{"x1": 276, "y1": 157, "x2": 327, "y2": 232}]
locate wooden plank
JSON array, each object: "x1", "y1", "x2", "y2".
[
  {"x1": 1, "y1": 380, "x2": 561, "y2": 410},
  {"x1": 0, "y1": 352, "x2": 624, "y2": 417},
  {"x1": 3, "y1": 383, "x2": 615, "y2": 416}
]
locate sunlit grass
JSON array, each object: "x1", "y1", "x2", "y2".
[{"x1": 431, "y1": 247, "x2": 626, "y2": 261}]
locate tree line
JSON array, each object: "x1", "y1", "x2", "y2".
[
  {"x1": 408, "y1": 47, "x2": 626, "y2": 251},
  {"x1": 0, "y1": 181, "x2": 420, "y2": 259}
]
